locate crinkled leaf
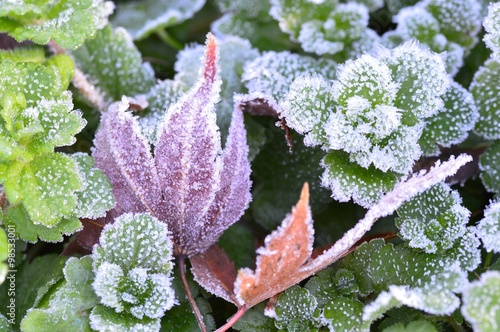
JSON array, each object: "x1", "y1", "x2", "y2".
[
  {"x1": 70, "y1": 153, "x2": 114, "y2": 219},
  {"x1": 0, "y1": 0, "x2": 114, "y2": 49},
  {"x1": 321, "y1": 150, "x2": 399, "y2": 208},
  {"x1": 322, "y1": 296, "x2": 366, "y2": 332},
  {"x1": 419, "y1": 81, "x2": 478, "y2": 156},
  {"x1": 274, "y1": 285, "x2": 317, "y2": 331},
  {"x1": 20, "y1": 256, "x2": 98, "y2": 332},
  {"x1": 476, "y1": 200, "x2": 500, "y2": 253},
  {"x1": 396, "y1": 183, "x2": 469, "y2": 253},
  {"x1": 111, "y1": 0, "x2": 205, "y2": 40},
  {"x1": 484, "y1": 3, "x2": 500, "y2": 58},
  {"x1": 461, "y1": 271, "x2": 500, "y2": 332},
  {"x1": 471, "y1": 58, "x2": 500, "y2": 139},
  {"x1": 1, "y1": 254, "x2": 66, "y2": 329},
  {"x1": 71, "y1": 25, "x2": 156, "y2": 103},
  {"x1": 480, "y1": 140, "x2": 500, "y2": 193},
  {"x1": 4, "y1": 205, "x2": 82, "y2": 243}
]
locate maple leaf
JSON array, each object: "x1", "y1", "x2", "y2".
[{"x1": 90, "y1": 34, "x2": 252, "y2": 257}]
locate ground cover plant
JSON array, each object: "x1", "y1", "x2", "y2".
[{"x1": 1, "y1": 0, "x2": 500, "y2": 331}]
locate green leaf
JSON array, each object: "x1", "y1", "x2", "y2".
[
  {"x1": 321, "y1": 151, "x2": 399, "y2": 208},
  {"x1": 0, "y1": 0, "x2": 114, "y2": 49},
  {"x1": 274, "y1": 285, "x2": 318, "y2": 331},
  {"x1": 111, "y1": 0, "x2": 205, "y2": 40},
  {"x1": 90, "y1": 305, "x2": 160, "y2": 332},
  {"x1": 477, "y1": 200, "x2": 500, "y2": 253},
  {"x1": 322, "y1": 296, "x2": 366, "y2": 332},
  {"x1": 0, "y1": 228, "x2": 7, "y2": 285},
  {"x1": 396, "y1": 183, "x2": 470, "y2": 253},
  {"x1": 3, "y1": 205, "x2": 82, "y2": 243},
  {"x1": 0, "y1": 47, "x2": 46, "y2": 63},
  {"x1": 334, "y1": 268, "x2": 360, "y2": 295},
  {"x1": 251, "y1": 132, "x2": 332, "y2": 230},
  {"x1": 13, "y1": 153, "x2": 81, "y2": 227},
  {"x1": 484, "y1": 3, "x2": 500, "y2": 58},
  {"x1": 480, "y1": 140, "x2": 500, "y2": 193},
  {"x1": 92, "y1": 213, "x2": 175, "y2": 319},
  {"x1": 419, "y1": 81, "x2": 478, "y2": 156},
  {"x1": 461, "y1": 271, "x2": 500, "y2": 332},
  {"x1": 471, "y1": 58, "x2": 500, "y2": 139},
  {"x1": 71, "y1": 25, "x2": 156, "y2": 103},
  {"x1": 232, "y1": 303, "x2": 277, "y2": 332},
  {"x1": 70, "y1": 153, "x2": 115, "y2": 219},
  {"x1": 20, "y1": 256, "x2": 98, "y2": 332},
  {"x1": 0, "y1": 254, "x2": 67, "y2": 328},
  {"x1": 383, "y1": 320, "x2": 438, "y2": 332},
  {"x1": 304, "y1": 267, "x2": 338, "y2": 308},
  {"x1": 0, "y1": 314, "x2": 13, "y2": 332}
]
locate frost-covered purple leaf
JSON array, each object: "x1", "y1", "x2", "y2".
[{"x1": 91, "y1": 34, "x2": 252, "y2": 257}]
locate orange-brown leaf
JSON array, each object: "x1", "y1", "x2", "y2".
[
  {"x1": 234, "y1": 183, "x2": 313, "y2": 307},
  {"x1": 190, "y1": 244, "x2": 239, "y2": 305}
]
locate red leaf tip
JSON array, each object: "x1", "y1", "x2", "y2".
[{"x1": 203, "y1": 33, "x2": 218, "y2": 83}]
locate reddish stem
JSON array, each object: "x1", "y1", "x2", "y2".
[
  {"x1": 215, "y1": 305, "x2": 248, "y2": 332},
  {"x1": 178, "y1": 255, "x2": 207, "y2": 332}
]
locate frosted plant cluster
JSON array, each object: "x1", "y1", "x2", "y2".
[{"x1": 91, "y1": 213, "x2": 175, "y2": 328}]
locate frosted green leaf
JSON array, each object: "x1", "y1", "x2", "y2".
[
  {"x1": 90, "y1": 305, "x2": 160, "y2": 332},
  {"x1": 232, "y1": 303, "x2": 277, "y2": 332},
  {"x1": 92, "y1": 213, "x2": 175, "y2": 319},
  {"x1": 3, "y1": 205, "x2": 82, "y2": 243},
  {"x1": 340, "y1": 239, "x2": 386, "y2": 296},
  {"x1": 70, "y1": 153, "x2": 115, "y2": 219},
  {"x1": 111, "y1": 0, "x2": 205, "y2": 40},
  {"x1": 385, "y1": 0, "x2": 419, "y2": 14},
  {"x1": 419, "y1": 81, "x2": 478, "y2": 156},
  {"x1": 321, "y1": 151, "x2": 399, "y2": 207},
  {"x1": 279, "y1": 74, "x2": 335, "y2": 147},
  {"x1": 0, "y1": 314, "x2": 13, "y2": 332},
  {"x1": 334, "y1": 269, "x2": 360, "y2": 295},
  {"x1": 71, "y1": 25, "x2": 156, "y2": 103},
  {"x1": 354, "y1": 0, "x2": 384, "y2": 12},
  {"x1": 476, "y1": 200, "x2": 500, "y2": 253},
  {"x1": 274, "y1": 285, "x2": 317, "y2": 331},
  {"x1": 174, "y1": 36, "x2": 259, "y2": 138},
  {"x1": 369, "y1": 243, "x2": 468, "y2": 292},
  {"x1": 445, "y1": 227, "x2": 481, "y2": 272},
  {"x1": 322, "y1": 296, "x2": 366, "y2": 332},
  {"x1": 20, "y1": 256, "x2": 99, "y2": 332},
  {"x1": 396, "y1": 183, "x2": 469, "y2": 253},
  {"x1": 0, "y1": 0, "x2": 114, "y2": 49},
  {"x1": 244, "y1": 51, "x2": 336, "y2": 103},
  {"x1": 426, "y1": 0, "x2": 482, "y2": 49},
  {"x1": 214, "y1": 0, "x2": 270, "y2": 17},
  {"x1": 481, "y1": 141, "x2": 500, "y2": 193},
  {"x1": 304, "y1": 267, "x2": 338, "y2": 307},
  {"x1": 0, "y1": 228, "x2": 7, "y2": 285},
  {"x1": 461, "y1": 271, "x2": 500, "y2": 332},
  {"x1": 269, "y1": 0, "x2": 338, "y2": 40},
  {"x1": 383, "y1": 320, "x2": 438, "y2": 332},
  {"x1": 14, "y1": 153, "x2": 81, "y2": 227},
  {"x1": 0, "y1": 47, "x2": 45, "y2": 63},
  {"x1": 484, "y1": 3, "x2": 500, "y2": 58},
  {"x1": 297, "y1": 3, "x2": 369, "y2": 56},
  {"x1": 137, "y1": 79, "x2": 184, "y2": 144},
  {"x1": 381, "y1": 42, "x2": 449, "y2": 119},
  {"x1": 471, "y1": 58, "x2": 500, "y2": 139}
]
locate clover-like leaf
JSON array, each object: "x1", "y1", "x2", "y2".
[
  {"x1": 92, "y1": 213, "x2": 175, "y2": 322},
  {"x1": 484, "y1": 2, "x2": 500, "y2": 58},
  {"x1": 71, "y1": 25, "x2": 156, "y2": 104},
  {"x1": 0, "y1": 0, "x2": 114, "y2": 49},
  {"x1": 274, "y1": 285, "x2": 318, "y2": 331},
  {"x1": 92, "y1": 34, "x2": 252, "y2": 257},
  {"x1": 476, "y1": 200, "x2": 500, "y2": 253},
  {"x1": 111, "y1": 0, "x2": 205, "y2": 40},
  {"x1": 322, "y1": 296, "x2": 366, "y2": 332},
  {"x1": 461, "y1": 271, "x2": 500, "y2": 332},
  {"x1": 419, "y1": 81, "x2": 478, "y2": 156},
  {"x1": 20, "y1": 256, "x2": 99, "y2": 331},
  {"x1": 396, "y1": 183, "x2": 469, "y2": 253},
  {"x1": 480, "y1": 140, "x2": 500, "y2": 193}
]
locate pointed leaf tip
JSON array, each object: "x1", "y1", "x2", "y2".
[{"x1": 203, "y1": 33, "x2": 218, "y2": 84}]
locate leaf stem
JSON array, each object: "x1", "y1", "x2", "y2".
[
  {"x1": 156, "y1": 29, "x2": 183, "y2": 50},
  {"x1": 178, "y1": 254, "x2": 207, "y2": 332},
  {"x1": 215, "y1": 305, "x2": 247, "y2": 332}
]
